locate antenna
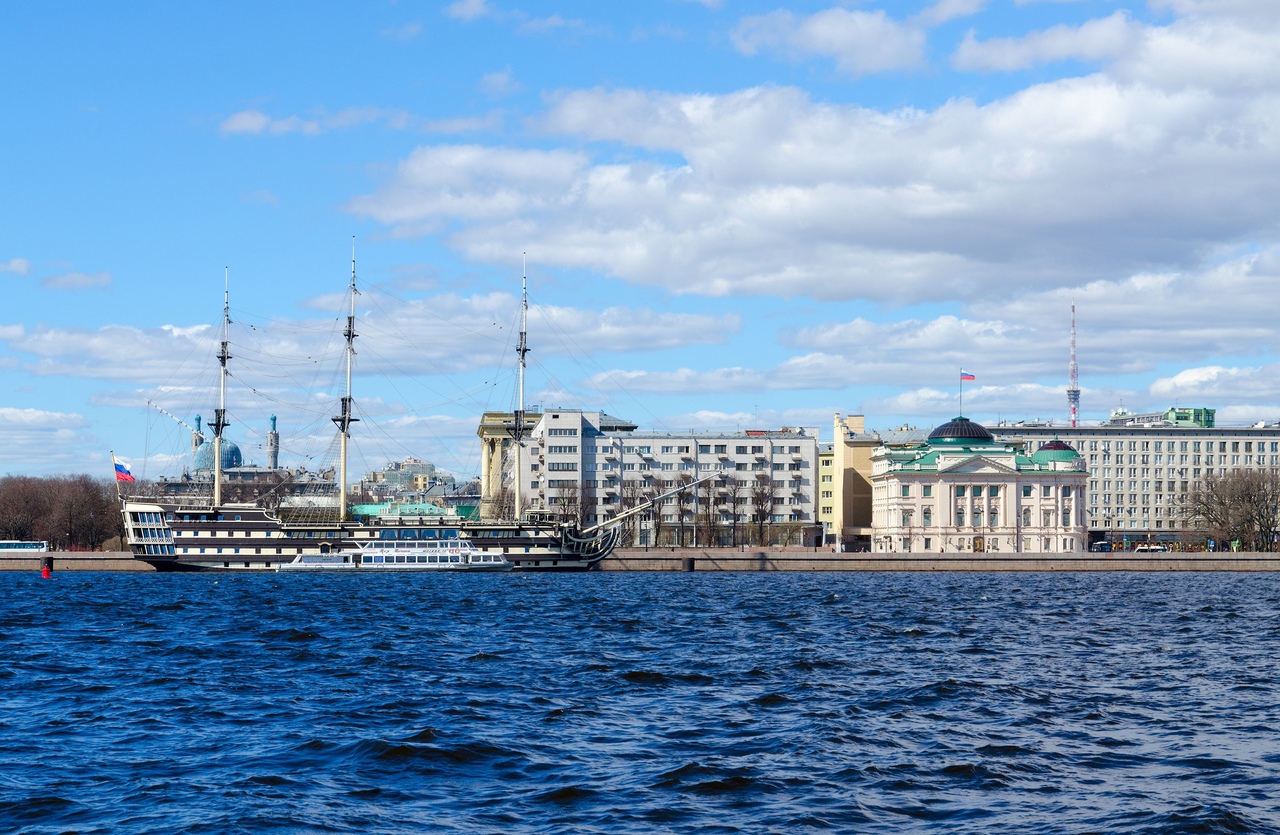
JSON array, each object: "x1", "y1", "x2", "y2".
[{"x1": 1067, "y1": 298, "x2": 1081, "y2": 428}]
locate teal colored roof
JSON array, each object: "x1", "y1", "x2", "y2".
[
  {"x1": 927, "y1": 416, "x2": 995, "y2": 445},
  {"x1": 1030, "y1": 439, "x2": 1082, "y2": 464},
  {"x1": 193, "y1": 438, "x2": 242, "y2": 471}
]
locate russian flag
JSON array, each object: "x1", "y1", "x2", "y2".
[
  {"x1": 114, "y1": 462, "x2": 135, "y2": 482},
  {"x1": 960, "y1": 370, "x2": 976, "y2": 381}
]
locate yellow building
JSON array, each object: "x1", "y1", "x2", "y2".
[{"x1": 829, "y1": 414, "x2": 880, "y2": 551}]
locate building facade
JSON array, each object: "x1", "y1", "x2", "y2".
[
  {"x1": 477, "y1": 408, "x2": 821, "y2": 546},
  {"x1": 993, "y1": 407, "x2": 1280, "y2": 544},
  {"x1": 871, "y1": 418, "x2": 1088, "y2": 554}
]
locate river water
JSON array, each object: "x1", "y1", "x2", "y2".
[{"x1": 3, "y1": 571, "x2": 1279, "y2": 833}]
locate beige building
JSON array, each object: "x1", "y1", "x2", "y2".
[
  {"x1": 827, "y1": 414, "x2": 881, "y2": 551},
  {"x1": 871, "y1": 417, "x2": 1088, "y2": 553}
]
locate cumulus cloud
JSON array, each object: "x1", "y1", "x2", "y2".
[
  {"x1": 480, "y1": 67, "x2": 521, "y2": 97},
  {"x1": 219, "y1": 107, "x2": 412, "y2": 136},
  {"x1": 953, "y1": 12, "x2": 1140, "y2": 71},
  {"x1": 42, "y1": 271, "x2": 111, "y2": 290},
  {"x1": 0, "y1": 408, "x2": 98, "y2": 476},
  {"x1": 731, "y1": 8, "x2": 926, "y2": 76},
  {"x1": 1, "y1": 257, "x2": 30, "y2": 275},
  {"x1": 445, "y1": 0, "x2": 493, "y2": 22},
  {"x1": 353, "y1": 47, "x2": 1280, "y2": 304},
  {"x1": 914, "y1": 0, "x2": 986, "y2": 28}
]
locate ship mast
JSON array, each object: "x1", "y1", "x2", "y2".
[
  {"x1": 332, "y1": 240, "x2": 360, "y2": 521},
  {"x1": 211, "y1": 268, "x2": 231, "y2": 507},
  {"x1": 1067, "y1": 298, "x2": 1080, "y2": 428},
  {"x1": 512, "y1": 254, "x2": 529, "y2": 519}
]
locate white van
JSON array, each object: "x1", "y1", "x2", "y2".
[{"x1": 1133, "y1": 544, "x2": 1169, "y2": 553}]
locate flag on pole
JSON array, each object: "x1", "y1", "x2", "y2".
[
  {"x1": 114, "y1": 461, "x2": 135, "y2": 482},
  {"x1": 960, "y1": 370, "x2": 976, "y2": 381}
]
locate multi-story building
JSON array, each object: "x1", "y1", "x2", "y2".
[
  {"x1": 993, "y1": 406, "x2": 1280, "y2": 545},
  {"x1": 829, "y1": 414, "x2": 881, "y2": 551},
  {"x1": 477, "y1": 409, "x2": 821, "y2": 546},
  {"x1": 871, "y1": 417, "x2": 1088, "y2": 553}
]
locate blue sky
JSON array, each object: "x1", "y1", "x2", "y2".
[{"x1": 5, "y1": 0, "x2": 1280, "y2": 479}]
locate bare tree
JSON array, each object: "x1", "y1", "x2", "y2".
[
  {"x1": 696, "y1": 478, "x2": 720, "y2": 546},
  {"x1": 751, "y1": 473, "x2": 778, "y2": 545},
  {"x1": 673, "y1": 473, "x2": 694, "y2": 546},
  {"x1": 555, "y1": 480, "x2": 583, "y2": 525},
  {"x1": 723, "y1": 477, "x2": 748, "y2": 546},
  {"x1": 620, "y1": 478, "x2": 646, "y2": 545},
  {"x1": 1186, "y1": 469, "x2": 1280, "y2": 551}
]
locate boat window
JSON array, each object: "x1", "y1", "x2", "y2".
[
  {"x1": 379, "y1": 529, "x2": 396, "y2": 540},
  {"x1": 444, "y1": 529, "x2": 459, "y2": 540},
  {"x1": 362, "y1": 555, "x2": 372, "y2": 564},
  {"x1": 400, "y1": 529, "x2": 419, "y2": 541},
  {"x1": 424, "y1": 529, "x2": 438, "y2": 540},
  {"x1": 450, "y1": 555, "x2": 461, "y2": 563}
]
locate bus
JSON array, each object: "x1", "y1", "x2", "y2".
[{"x1": 0, "y1": 541, "x2": 50, "y2": 553}]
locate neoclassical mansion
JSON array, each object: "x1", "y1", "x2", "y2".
[{"x1": 870, "y1": 417, "x2": 1088, "y2": 554}]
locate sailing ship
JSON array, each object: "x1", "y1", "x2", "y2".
[{"x1": 119, "y1": 253, "x2": 655, "y2": 572}]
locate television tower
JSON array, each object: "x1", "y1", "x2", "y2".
[{"x1": 1067, "y1": 299, "x2": 1081, "y2": 427}]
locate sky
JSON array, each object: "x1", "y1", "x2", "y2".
[{"x1": 5, "y1": 0, "x2": 1280, "y2": 480}]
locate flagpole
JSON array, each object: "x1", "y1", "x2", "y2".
[
  {"x1": 959, "y1": 370, "x2": 963, "y2": 418},
  {"x1": 110, "y1": 450, "x2": 123, "y2": 502}
]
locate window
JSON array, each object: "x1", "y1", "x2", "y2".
[
  {"x1": 1042, "y1": 485, "x2": 1052, "y2": 497},
  {"x1": 956, "y1": 486, "x2": 966, "y2": 497},
  {"x1": 714, "y1": 445, "x2": 727, "y2": 454},
  {"x1": 821, "y1": 474, "x2": 832, "y2": 483},
  {"x1": 956, "y1": 508, "x2": 965, "y2": 526},
  {"x1": 698, "y1": 445, "x2": 710, "y2": 454},
  {"x1": 988, "y1": 486, "x2": 998, "y2": 497},
  {"x1": 922, "y1": 507, "x2": 932, "y2": 527},
  {"x1": 548, "y1": 445, "x2": 577, "y2": 454},
  {"x1": 736, "y1": 445, "x2": 748, "y2": 454},
  {"x1": 661, "y1": 446, "x2": 673, "y2": 453},
  {"x1": 1063, "y1": 486, "x2": 1072, "y2": 497},
  {"x1": 923, "y1": 485, "x2": 932, "y2": 497},
  {"x1": 548, "y1": 428, "x2": 577, "y2": 436},
  {"x1": 547, "y1": 462, "x2": 577, "y2": 471},
  {"x1": 973, "y1": 486, "x2": 983, "y2": 498}
]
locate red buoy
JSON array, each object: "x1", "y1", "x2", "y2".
[{"x1": 41, "y1": 565, "x2": 51, "y2": 579}]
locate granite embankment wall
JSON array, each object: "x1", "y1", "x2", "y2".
[
  {"x1": 600, "y1": 547, "x2": 1280, "y2": 572},
  {"x1": 6, "y1": 550, "x2": 1280, "y2": 572},
  {"x1": 0, "y1": 552, "x2": 153, "y2": 572}
]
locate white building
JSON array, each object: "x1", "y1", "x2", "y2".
[
  {"x1": 871, "y1": 417, "x2": 1088, "y2": 554},
  {"x1": 479, "y1": 409, "x2": 821, "y2": 546},
  {"x1": 993, "y1": 407, "x2": 1280, "y2": 545}
]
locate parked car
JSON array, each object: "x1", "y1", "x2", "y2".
[{"x1": 1133, "y1": 544, "x2": 1169, "y2": 553}]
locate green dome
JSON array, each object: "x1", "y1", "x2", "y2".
[
  {"x1": 1030, "y1": 439, "x2": 1081, "y2": 464},
  {"x1": 193, "y1": 438, "x2": 243, "y2": 471}
]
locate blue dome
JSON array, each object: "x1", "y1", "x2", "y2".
[{"x1": 194, "y1": 439, "x2": 243, "y2": 471}]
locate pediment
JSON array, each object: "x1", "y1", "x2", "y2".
[{"x1": 936, "y1": 455, "x2": 1016, "y2": 475}]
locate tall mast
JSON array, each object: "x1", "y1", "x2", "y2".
[
  {"x1": 512, "y1": 254, "x2": 529, "y2": 519},
  {"x1": 1067, "y1": 298, "x2": 1081, "y2": 428},
  {"x1": 211, "y1": 268, "x2": 231, "y2": 507},
  {"x1": 332, "y1": 239, "x2": 359, "y2": 521}
]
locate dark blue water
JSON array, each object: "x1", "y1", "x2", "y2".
[{"x1": 3, "y1": 572, "x2": 1280, "y2": 834}]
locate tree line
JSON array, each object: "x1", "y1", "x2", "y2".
[
  {"x1": 1185, "y1": 469, "x2": 1280, "y2": 551},
  {"x1": 0, "y1": 475, "x2": 126, "y2": 550}
]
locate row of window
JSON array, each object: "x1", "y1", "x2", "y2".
[
  {"x1": 895, "y1": 484, "x2": 1074, "y2": 499},
  {"x1": 1087, "y1": 440, "x2": 1280, "y2": 453}
]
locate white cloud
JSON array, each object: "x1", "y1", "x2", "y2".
[
  {"x1": 953, "y1": 12, "x2": 1140, "y2": 71},
  {"x1": 480, "y1": 67, "x2": 521, "y2": 97},
  {"x1": 219, "y1": 107, "x2": 412, "y2": 136},
  {"x1": 42, "y1": 271, "x2": 111, "y2": 290},
  {"x1": 1, "y1": 257, "x2": 30, "y2": 275},
  {"x1": 445, "y1": 0, "x2": 492, "y2": 22},
  {"x1": 0, "y1": 408, "x2": 99, "y2": 476},
  {"x1": 381, "y1": 21, "x2": 422, "y2": 40},
  {"x1": 914, "y1": 0, "x2": 986, "y2": 28},
  {"x1": 732, "y1": 9, "x2": 926, "y2": 76}
]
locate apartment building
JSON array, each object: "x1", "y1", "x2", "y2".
[
  {"x1": 993, "y1": 407, "x2": 1280, "y2": 544},
  {"x1": 478, "y1": 409, "x2": 821, "y2": 545}
]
